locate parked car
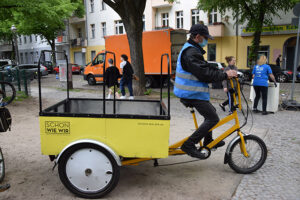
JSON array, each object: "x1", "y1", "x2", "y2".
[
  {"x1": 16, "y1": 64, "x2": 49, "y2": 78},
  {"x1": 269, "y1": 64, "x2": 292, "y2": 83},
  {"x1": 53, "y1": 63, "x2": 81, "y2": 74},
  {"x1": 42, "y1": 61, "x2": 54, "y2": 72},
  {"x1": 0, "y1": 59, "x2": 12, "y2": 67},
  {"x1": 207, "y1": 61, "x2": 244, "y2": 78}
]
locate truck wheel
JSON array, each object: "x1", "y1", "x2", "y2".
[
  {"x1": 87, "y1": 75, "x2": 96, "y2": 85},
  {"x1": 145, "y1": 76, "x2": 153, "y2": 88},
  {"x1": 58, "y1": 143, "x2": 120, "y2": 199}
]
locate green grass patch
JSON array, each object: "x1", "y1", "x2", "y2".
[
  {"x1": 144, "y1": 89, "x2": 152, "y2": 95},
  {"x1": 57, "y1": 88, "x2": 82, "y2": 92},
  {"x1": 14, "y1": 91, "x2": 29, "y2": 101}
]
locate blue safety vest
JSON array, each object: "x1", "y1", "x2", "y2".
[{"x1": 173, "y1": 42, "x2": 210, "y2": 100}]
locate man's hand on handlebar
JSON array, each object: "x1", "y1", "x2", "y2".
[
  {"x1": 226, "y1": 70, "x2": 238, "y2": 79},
  {"x1": 224, "y1": 88, "x2": 228, "y2": 93}
]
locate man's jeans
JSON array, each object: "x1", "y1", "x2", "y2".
[
  {"x1": 120, "y1": 78, "x2": 133, "y2": 96},
  {"x1": 180, "y1": 99, "x2": 220, "y2": 145}
]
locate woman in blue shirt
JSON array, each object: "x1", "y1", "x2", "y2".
[{"x1": 252, "y1": 55, "x2": 277, "y2": 115}]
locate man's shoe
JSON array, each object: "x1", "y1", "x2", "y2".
[
  {"x1": 262, "y1": 111, "x2": 268, "y2": 115},
  {"x1": 128, "y1": 96, "x2": 134, "y2": 100},
  {"x1": 120, "y1": 96, "x2": 126, "y2": 99},
  {"x1": 0, "y1": 184, "x2": 10, "y2": 192},
  {"x1": 181, "y1": 142, "x2": 207, "y2": 159},
  {"x1": 253, "y1": 108, "x2": 259, "y2": 113},
  {"x1": 219, "y1": 104, "x2": 226, "y2": 112}
]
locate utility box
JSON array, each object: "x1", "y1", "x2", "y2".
[{"x1": 250, "y1": 82, "x2": 279, "y2": 112}]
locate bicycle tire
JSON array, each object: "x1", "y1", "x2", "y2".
[
  {"x1": 0, "y1": 82, "x2": 16, "y2": 107},
  {"x1": 0, "y1": 148, "x2": 5, "y2": 183},
  {"x1": 228, "y1": 135, "x2": 267, "y2": 174}
]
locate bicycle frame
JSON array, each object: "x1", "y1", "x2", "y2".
[{"x1": 122, "y1": 78, "x2": 248, "y2": 166}]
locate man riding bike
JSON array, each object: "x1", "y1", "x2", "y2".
[{"x1": 174, "y1": 24, "x2": 237, "y2": 159}]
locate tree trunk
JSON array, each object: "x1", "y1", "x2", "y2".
[
  {"x1": 48, "y1": 38, "x2": 57, "y2": 67},
  {"x1": 123, "y1": 18, "x2": 145, "y2": 95},
  {"x1": 103, "y1": 0, "x2": 147, "y2": 95},
  {"x1": 249, "y1": 30, "x2": 262, "y2": 66},
  {"x1": 51, "y1": 39, "x2": 57, "y2": 67}
]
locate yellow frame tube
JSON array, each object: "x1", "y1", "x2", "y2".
[{"x1": 122, "y1": 79, "x2": 249, "y2": 166}]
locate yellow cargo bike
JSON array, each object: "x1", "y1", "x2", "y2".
[{"x1": 38, "y1": 51, "x2": 267, "y2": 199}]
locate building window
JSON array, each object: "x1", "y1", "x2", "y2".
[
  {"x1": 247, "y1": 46, "x2": 270, "y2": 67},
  {"x1": 91, "y1": 50, "x2": 96, "y2": 62},
  {"x1": 20, "y1": 53, "x2": 23, "y2": 64},
  {"x1": 191, "y1": 9, "x2": 200, "y2": 26},
  {"x1": 162, "y1": 13, "x2": 169, "y2": 27},
  {"x1": 25, "y1": 52, "x2": 28, "y2": 63},
  {"x1": 90, "y1": 0, "x2": 94, "y2": 13},
  {"x1": 208, "y1": 9, "x2": 218, "y2": 25},
  {"x1": 19, "y1": 37, "x2": 22, "y2": 44},
  {"x1": 29, "y1": 35, "x2": 32, "y2": 43},
  {"x1": 24, "y1": 36, "x2": 27, "y2": 44},
  {"x1": 207, "y1": 44, "x2": 216, "y2": 61},
  {"x1": 143, "y1": 15, "x2": 145, "y2": 31},
  {"x1": 35, "y1": 35, "x2": 38, "y2": 42},
  {"x1": 36, "y1": 51, "x2": 39, "y2": 62},
  {"x1": 176, "y1": 11, "x2": 183, "y2": 29},
  {"x1": 78, "y1": 28, "x2": 82, "y2": 38},
  {"x1": 115, "y1": 20, "x2": 124, "y2": 35},
  {"x1": 101, "y1": 22, "x2": 106, "y2": 37},
  {"x1": 101, "y1": 0, "x2": 106, "y2": 10},
  {"x1": 90, "y1": 24, "x2": 95, "y2": 39}
]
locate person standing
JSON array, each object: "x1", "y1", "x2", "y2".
[
  {"x1": 105, "y1": 59, "x2": 121, "y2": 99},
  {"x1": 252, "y1": 55, "x2": 277, "y2": 115},
  {"x1": 174, "y1": 24, "x2": 237, "y2": 159},
  {"x1": 220, "y1": 56, "x2": 238, "y2": 113},
  {"x1": 119, "y1": 54, "x2": 134, "y2": 99},
  {"x1": 276, "y1": 54, "x2": 281, "y2": 67}
]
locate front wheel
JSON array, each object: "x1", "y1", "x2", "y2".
[
  {"x1": 0, "y1": 148, "x2": 5, "y2": 183},
  {"x1": 228, "y1": 135, "x2": 267, "y2": 174},
  {"x1": 276, "y1": 74, "x2": 287, "y2": 83},
  {"x1": 58, "y1": 144, "x2": 120, "y2": 199},
  {"x1": 0, "y1": 81, "x2": 16, "y2": 106},
  {"x1": 87, "y1": 75, "x2": 96, "y2": 85}
]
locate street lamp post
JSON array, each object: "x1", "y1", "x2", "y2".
[{"x1": 10, "y1": 25, "x2": 19, "y2": 65}]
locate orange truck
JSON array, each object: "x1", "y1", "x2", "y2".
[{"x1": 83, "y1": 29, "x2": 187, "y2": 87}]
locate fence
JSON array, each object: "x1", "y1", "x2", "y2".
[{"x1": 0, "y1": 69, "x2": 33, "y2": 96}]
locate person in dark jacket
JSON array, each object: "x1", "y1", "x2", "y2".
[
  {"x1": 120, "y1": 54, "x2": 134, "y2": 99},
  {"x1": 105, "y1": 58, "x2": 121, "y2": 99},
  {"x1": 219, "y1": 56, "x2": 238, "y2": 113},
  {"x1": 174, "y1": 24, "x2": 237, "y2": 159}
]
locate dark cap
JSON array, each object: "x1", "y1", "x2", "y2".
[{"x1": 189, "y1": 24, "x2": 214, "y2": 40}]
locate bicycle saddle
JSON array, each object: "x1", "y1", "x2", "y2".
[{"x1": 180, "y1": 99, "x2": 194, "y2": 108}]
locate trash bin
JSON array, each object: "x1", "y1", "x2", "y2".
[{"x1": 250, "y1": 82, "x2": 279, "y2": 112}]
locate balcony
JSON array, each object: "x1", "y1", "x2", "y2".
[
  {"x1": 151, "y1": 0, "x2": 172, "y2": 8},
  {"x1": 69, "y1": 15, "x2": 86, "y2": 24},
  {"x1": 208, "y1": 23, "x2": 225, "y2": 37},
  {"x1": 56, "y1": 36, "x2": 69, "y2": 45},
  {"x1": 70, "y1": 38, "x2": 87, "y2": 47}
]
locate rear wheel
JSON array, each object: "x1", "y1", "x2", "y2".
[
  {"x1": 0, "y1": 149, "x2": 5, "y2": 183},
  {"x1": 228, "y1": 135, "x2": 267, "y2": 174},
  {"x1": 87, "y1": 75, "x2": 96, "y2": 85},
  {"x1": 0, "y1": 81, "x2": 16, "y2": 106},
  {"x1": 58, "y1": 144, "x2": 120, "y2": 199},
  {"x1": 276, "y1": 74, "x2": 287, "y2": 83}
]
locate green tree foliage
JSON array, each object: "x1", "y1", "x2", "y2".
[
  {"x1": 0, "y1": 0, "x2": 83, "y2": 64},
  {"x1": 198, "y1": 0, "x2": 297, "y2": 66}
]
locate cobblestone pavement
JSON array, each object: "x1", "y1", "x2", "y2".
[{"x1": 231, "y1": 109, "x2": 300, "y2": 200}]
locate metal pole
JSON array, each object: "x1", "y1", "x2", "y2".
[{"x1": 291, "y1": 17, "x2": 300, "y2": 100}]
